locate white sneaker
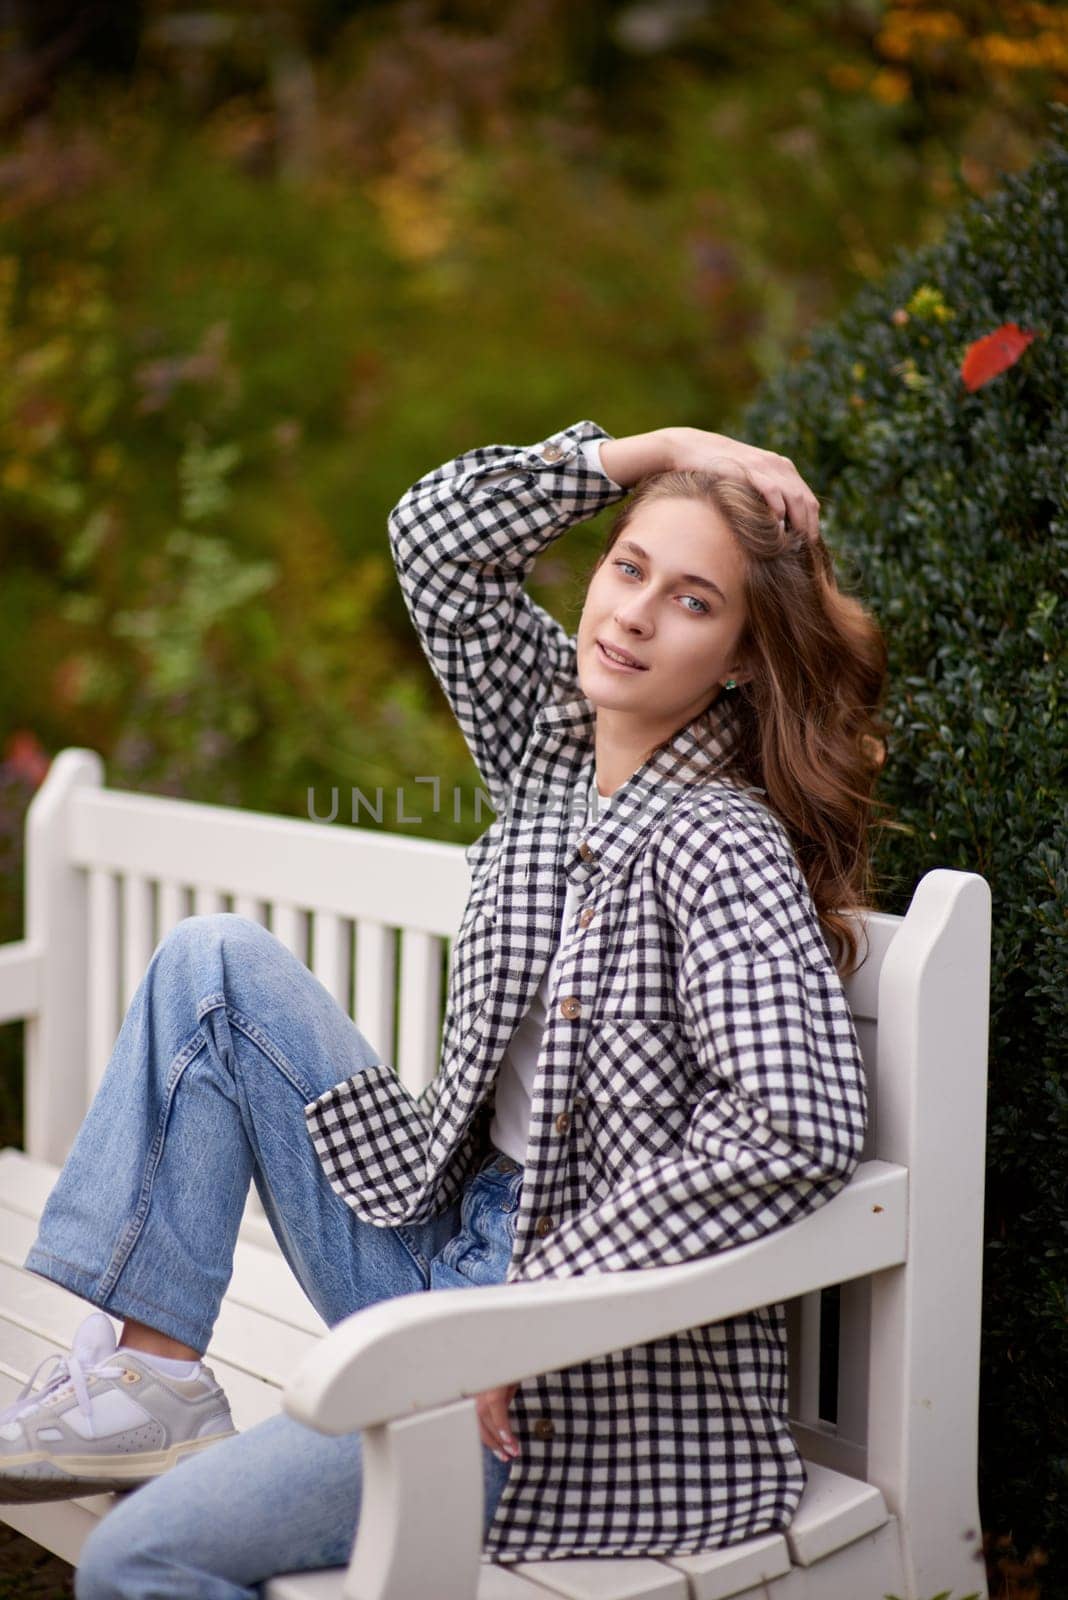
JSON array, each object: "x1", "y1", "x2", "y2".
[{"x1": 0, "y1": 1311, "x2": 237, "y2": 1502}]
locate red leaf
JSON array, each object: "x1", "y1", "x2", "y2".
[{"x1": 960, "y1": 322, "x2": 1037, "y2": 392}]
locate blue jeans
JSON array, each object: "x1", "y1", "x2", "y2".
[{"x1": 23, "y1": 913, "x2": 520, "y2": 1599}]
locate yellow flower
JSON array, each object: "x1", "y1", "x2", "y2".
[{"x1": 906, "y1": 284, "x2": 954, "y2": 322}]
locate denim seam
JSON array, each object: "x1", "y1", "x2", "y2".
[
  {"x1": 394, "y1": 1225, "x2": 433, "y2": 1282},
  {"x1": 93, "y1": 998, "x2": 344, "y2": 1311},
  {"x1": 25, "y1": 1244, "x2": 109, "y2": 1280},
  {"x1": 25, "y1": 1249, "x2": 213, "y2": 1350},
  {"x1": 96, "y1": 1026, "x2": 211, "y2": 1301},
  {"x1": 220, "y1": 1004, "x2": 322, "y2": 1102}
]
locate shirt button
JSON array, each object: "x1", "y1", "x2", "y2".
[
  {"x1": 532, "y1": 1416, "x2": 555, "y2": 1440},
  {"x1": 540, "y1": 443, "x2": 564, "y2": 462},
  {"x1": 535, "y1": 1215, "x2": 554, "y2": 1237},
  {"x1": 554, "y1": 1112, "x2": 571, "y2": 1135},
  {"x1": 578, "y1": 840, "x2": 597, "y2": 863},
  {"x1": 559, "y1": 996, "x2": 581, "y2": 1019},
  {"x1": 578, "y1": 906, "x2": 595, "y2": 928}
]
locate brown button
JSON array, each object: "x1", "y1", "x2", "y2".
[
  {"x1": 554, "y1": 1112, "x2": 571, "y2": 1135},
  {"x1": 578, "y1": 840, "x2": 597, "y2": 863},
  {"x1": 559, "y1": 996, "x2": 581, "y2": 1019},
  {"x1": 540, "y1": 443, "x2": 564, "y2": 463},
  {"x1": 532, "y1": 1416, "x2": 555, "y2": 1440},
  {"x1": 535, "y1": 1215, "x2": 555, "y2": 1238},
  {"x1": 578, "y1": 906, "x2": 595, "y2": 928}
]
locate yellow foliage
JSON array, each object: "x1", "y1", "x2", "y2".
[
  {"x1": 970, "y1": 31, "x2": 1068, "y2": 71},
  {"x1": 872, "y1": 68, "x2": 912, "y2": 104},
  {"x1": 826, "y1": 63, "x2": 868, "y2": 92},
  {"x1": 1012, "y1": 2, "x2": 1068, "y2": 29},
  {"x1": 363, "y1": 128, "x2": 463, "y2": 263},
  {"x1": 874, "y1": 0, "x2": 1068, "y2": 77},
  {"x1": 905, "y1": 283, "x2": 954, "y2": 321},
  {"x1": 877, "y1": 8, "x2": 967, "y2": 62}
]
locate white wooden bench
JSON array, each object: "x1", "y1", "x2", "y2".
[{"x1": 0, "y1": 747, "x2": 992, "y2": 1600}]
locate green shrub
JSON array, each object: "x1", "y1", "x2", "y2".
[{"x1": 741, "y1": 107, "x2": 1068, "y2": 1598}]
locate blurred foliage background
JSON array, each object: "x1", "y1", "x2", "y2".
[{"x1": 0, "y1": 2, "x2": 1065, "y2": 1595}]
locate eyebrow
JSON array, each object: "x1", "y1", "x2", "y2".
[{"x1": 616, "y1": 540, "x2": 728, "y2": 605}]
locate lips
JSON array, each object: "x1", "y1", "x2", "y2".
[{"x1": 596, "y1": 639, "x2": 648, "y2": 671}]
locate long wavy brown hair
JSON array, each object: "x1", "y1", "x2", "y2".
[{"x1": 593, "y1": 468, "x2": 892, "y2": 977}]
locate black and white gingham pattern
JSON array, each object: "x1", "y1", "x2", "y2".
[{"x1": 303, "y1": 420, "x2": 869, "y2": 1562}]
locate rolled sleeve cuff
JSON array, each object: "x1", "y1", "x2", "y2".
[{"x1": 578, "y1": 433, "x2": 626, "y2": 491}]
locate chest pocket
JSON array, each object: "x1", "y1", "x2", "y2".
[{"x1": 582, "y1": 1014, "x2": 694, "y2": 1108}]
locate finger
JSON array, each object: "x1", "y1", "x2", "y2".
[
  {"x1": 486, "y1": 1390, "x2": 521, "y2": 1458},
  {"x1": 784, "y1": 488, "x2": 820, "y2": 543},
  {"x1": 809, "y1": 493, "x2": 822, "y2": 540},
  {"x1": 476, "y1": 1398, "x2": 508, "y2": 1458},
  {"x1": 797, "y1": 487, "x2": 822, "y2": 542},
  {"x1": 477, "y1": 1391, "x2": 520, "y2": 1461},
  {"x1": 749, "y1": 472, "x2": 787, "y2": 526}
]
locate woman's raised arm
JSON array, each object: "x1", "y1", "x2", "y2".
[{"x1": 387, "y1": 420, "x2": 631, "y2": 812}]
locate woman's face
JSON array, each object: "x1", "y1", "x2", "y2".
[{"x1": 576, "y1": 495, "x2": 751, "y2": 731}]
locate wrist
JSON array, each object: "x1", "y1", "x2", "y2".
[
  {"x1": 662, "y1": 425, "x2": 738, "y2": 474},
  {"x1": 596, "y1": 428, "x2": 676, "y2": 489}
]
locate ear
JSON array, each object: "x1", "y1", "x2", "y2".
[{"x1": 726, "y1": 636, "x2": 757, "y2": 688}]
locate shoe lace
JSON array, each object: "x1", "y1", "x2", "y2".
[{"x1": 0, "y1": 1350, "x2": 125, "y2": 1438}]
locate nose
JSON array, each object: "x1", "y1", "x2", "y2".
[{"x1": 614, "y1": 594, "x2": 654, "y2": 637}]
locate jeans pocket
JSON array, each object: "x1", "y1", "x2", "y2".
[{"x1": 434, "y1": 1168, "x2": 520, "y2": 1286}]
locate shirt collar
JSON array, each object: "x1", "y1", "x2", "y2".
[{"x1": 534, "y1": 689, "x2": 745, "y2": 887}]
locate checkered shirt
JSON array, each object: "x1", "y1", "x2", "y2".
[{"x1": 304, "y1": 418, "x2": 869, "y2": 1562}]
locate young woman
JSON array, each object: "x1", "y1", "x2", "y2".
[{"x1": 4, "y1": 419, "x2": 885, "y2": 1594}]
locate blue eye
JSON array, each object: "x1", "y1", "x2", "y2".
[{"x1": 613, "y1": 559, "x2": 709, "y2": 615}]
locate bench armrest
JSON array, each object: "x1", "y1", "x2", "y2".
[
  {"x1": 279, "y1": 1161, "x2": 905, "y2": 1600},
  {"x1": 284, "y1": 1158, "x2": 905, "y2": 1434},
  {"x1": 0, "y1": 939, "x2": 43, "y2": 1026}
]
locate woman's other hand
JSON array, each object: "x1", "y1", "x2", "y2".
[
  {"x1": 475, "y1": 1382, "x2": 521, "y2": 1462},
  {"x1": 596, "y1": 428, "x2": 821, "y2": 543},
  {"x1": 664, "y1": 426, "x2": 822, "y2": 542}
]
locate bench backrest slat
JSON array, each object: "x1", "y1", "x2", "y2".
[
  {"x1": 355, "y1": 919, "x2": 398, "y2": 1067},
  {"x1": 70, "y1": 785, "x2": 469, "y2": 936}
]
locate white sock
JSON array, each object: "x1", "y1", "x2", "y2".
[{"x1": 118, "y1": 1348, "x2": 202, "y2": 1378}]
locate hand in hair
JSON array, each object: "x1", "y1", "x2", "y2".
[{"x1": 660, "y1": 426, "x2": 822, "y2": 544}]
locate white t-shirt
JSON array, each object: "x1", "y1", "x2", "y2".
[
  {"x1": 487, "y1": 436, "x2": 623, "y2": 1164},
  {"x1": 488, "y1": 759, "x2": 610, "y2": 1164}
]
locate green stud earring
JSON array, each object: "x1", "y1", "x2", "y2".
[{"x1": 724, "y1": 679, "x2": 737, "y2": 691}]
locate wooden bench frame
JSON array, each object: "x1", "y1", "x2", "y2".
[{"x1": 0, "y1": 748, "x2": 992, "y2": 1600}]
